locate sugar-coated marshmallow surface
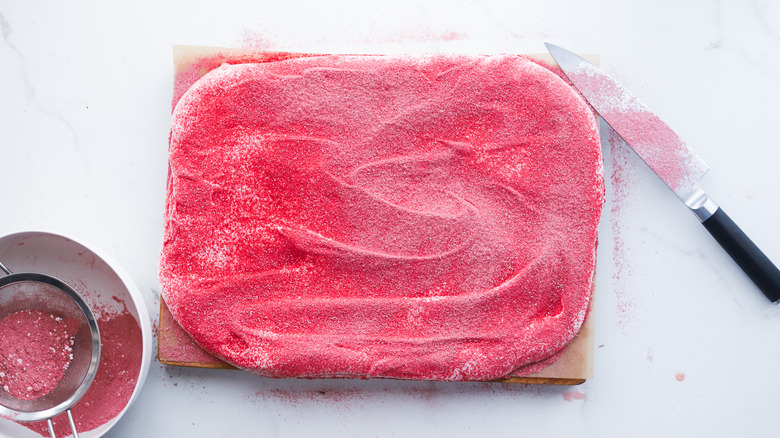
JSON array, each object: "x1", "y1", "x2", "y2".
[{"x1": 160, "y1": 54, "x2": 604, "y2": 380}]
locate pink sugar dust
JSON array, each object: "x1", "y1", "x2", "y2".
[{"x1": 0, "y1": 310, "x2": 79, "y2": 400}]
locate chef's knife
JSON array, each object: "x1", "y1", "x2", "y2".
[{"x1": 545, "y1": 43, "x2": 780, "y2": 303}]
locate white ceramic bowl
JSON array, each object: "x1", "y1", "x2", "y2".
[{"x1": 0, "y1": 231, "x2": 152, "y2": 438}]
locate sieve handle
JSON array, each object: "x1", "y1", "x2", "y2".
[
  {"x1": 0, "y1": 260, "x2": 11, "y2": 275},
  {"x1": 67, "y1": 409, "x2": 80, "y2": 438},
  {"x1": 45, "y1": 409, "x2": 80, "y2": 438}
]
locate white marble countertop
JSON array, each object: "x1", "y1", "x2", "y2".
[{"x1": 2, "y1": 1, "x2": 780, "y2": 437}]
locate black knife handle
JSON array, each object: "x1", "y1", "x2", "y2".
[{"x1": 702, "y1": 207, "x2": 780, "y2": 302}]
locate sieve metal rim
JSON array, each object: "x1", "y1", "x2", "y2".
[{"x1": 0, "y1": 271, "x2": 101, "y2": 423}]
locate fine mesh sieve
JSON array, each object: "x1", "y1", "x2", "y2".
[{"x1": 0, "y1": 260, "x2": 100, "y2": 438}]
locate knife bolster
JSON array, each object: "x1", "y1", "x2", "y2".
[{"x1": 689, "y1": 193, "x2": 718, "y2": 222}]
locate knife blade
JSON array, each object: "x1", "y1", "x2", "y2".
[{"x1": 545, "y1": 43, "x2": 780, "y2": 302}]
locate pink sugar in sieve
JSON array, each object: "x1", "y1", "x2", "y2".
[{"x1": 0, "y1": 260, "x2": 100, "y2": 438}]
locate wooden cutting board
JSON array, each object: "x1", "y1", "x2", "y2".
[
  {"x1": 157, "y1": 46, "x2": 597, "y2": 385},
  {"x1": 158, "y1": 295, "x2": 594, "y2": 384}
]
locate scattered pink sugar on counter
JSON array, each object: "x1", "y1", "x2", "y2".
[
  {"x1": 607, "y1": 130, "x2": 637, "y2": 327},
  {"x1": 0, "y1": 310, "x2": 79, "y2": 400},
  {"x1": 562, "y1": 390, "x2": 586, "y2": 401}
]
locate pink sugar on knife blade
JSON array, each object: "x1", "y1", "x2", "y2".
[{"x1": 569, "y1": 62, "x2": 708, "y2": 198}]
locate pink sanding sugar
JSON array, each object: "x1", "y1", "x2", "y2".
[
  {"x1": 158, "y1": 299, "x2": 225, "y2": 366},
  {"x1": 565, "y1": 62, "x2": 707, "y2": 197},
  {"x1": 0, "y1": 310, "x2": 79, "y2": 400},
  {"x1": 160, "y1": 54, "x2": 604, "y2": 381},
  {"x1": 172, "y1": 50, "x2": 321, "y2": 112},
  {"x1": 19, "y1": 307, "x2": 142, "y2": 437},
  {"x1": 562, "y1": 390, "x2": 586, "y2": 401}
]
